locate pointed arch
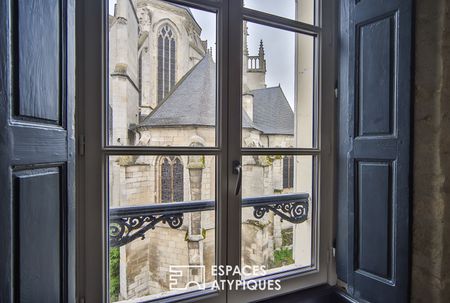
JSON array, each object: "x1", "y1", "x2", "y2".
[{"x1": 158, "y1": 156, "x2": 184, "y2": 202}]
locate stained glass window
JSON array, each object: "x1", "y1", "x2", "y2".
[
  {"x1": 157, "y1": 25, "x2": 176, "y2": 103},
  {"x1": 160, "y1": 156, "x2": 184, "y2": 202}
]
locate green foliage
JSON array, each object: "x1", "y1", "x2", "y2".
[
  {"x1": 185, "y1": 228, "x2": 207, "y2": 241},
  {"x1": 271, "y1": 248, "x2": 294, "y2": 268},
  {"x1": 260, "y1": 155, "x2": 283, "y2": 166},
  {"x1": 246, "y1": 219, "x2": 271, "y2": 229},
  {"x1": 110, "y1": 247, "x2": 120, "y2": 302}
]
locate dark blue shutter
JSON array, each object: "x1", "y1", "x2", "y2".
[
  {"x1": 0, "y1": 0, "x2": 76, "y2": 301},
  {"x1": 337, "y1": 0, "x2": 412, "y2": 302}
]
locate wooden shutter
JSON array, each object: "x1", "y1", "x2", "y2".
[
  {"x1": 337, "y1": 0, "x2": 412, "y2": 302},
  {"x1": 0, "y1": 0, "x2": 75, "y2": 301}
]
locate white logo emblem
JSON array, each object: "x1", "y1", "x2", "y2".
[{"x1": 169, "y1": 265, "x2": 206, "y2": 290}]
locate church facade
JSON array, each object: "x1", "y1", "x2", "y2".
[{"x1": 108, "y1": 0, "x2": 301, "y2": 301}]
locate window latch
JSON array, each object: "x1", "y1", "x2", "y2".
[{"x1": 232, "y1": 160, "x2": 242, "y2": 196}]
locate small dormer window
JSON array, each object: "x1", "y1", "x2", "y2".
[{"x1": 157, "y1": 24, "x2": 176, "y2": 103}]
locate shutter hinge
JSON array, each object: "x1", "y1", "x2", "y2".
[
  {"x1": 334, "y1": 87, "x2": 339, "y2": 100},
  {"x1": 78, "y1": 135, "x2": 86, "y2": 156}
]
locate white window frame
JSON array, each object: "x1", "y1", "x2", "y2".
[{"x1": 76, "y1": 0, "x2": 337, "y2": 302}]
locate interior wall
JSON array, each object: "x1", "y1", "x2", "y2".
[{"x1": 412, "y1": 0, "x2": 450, "y2": 302}]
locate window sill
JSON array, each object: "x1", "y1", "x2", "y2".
[{"x1": 256, "y1": 285, "x2": 355, "y2": 303}]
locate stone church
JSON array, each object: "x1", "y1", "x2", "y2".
[{"x1": 108, "y1": 0, "x2": 301, "y2": 301}]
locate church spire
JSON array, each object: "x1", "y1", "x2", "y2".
[
  {"x1": 258, "y1": 39, "x2": 266, "y2": 72},
  {"x1": 258, "y1": 39, "x2": 265, "y2": 57}
]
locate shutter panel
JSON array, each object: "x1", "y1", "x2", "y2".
[
  {"x1": 0, "y1": 0, "x2": 75, "y2": 301},
  {"x1": 337, "y1": 0, "x2": 412, "y2": 302}
]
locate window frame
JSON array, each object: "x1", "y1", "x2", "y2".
[
  {"x1": 76, "y1": 0, "x2": 337, "y2": 302},
  {"x1": 226, "y1": 1, "x2": 337, "y2": 302}
]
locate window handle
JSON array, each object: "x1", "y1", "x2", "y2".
[{"x1": 232, "y1": 160, "x2": 242, "y2": 196}]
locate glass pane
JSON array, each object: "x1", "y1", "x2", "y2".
[
  {"x1": 244, "y1": 0, "x2": 315, "y2": 25},
  {"x1": 241, "y1": 155, "x2": 314, "y2": 278},
  {"x1": 108, "y1": 0, "x2": 217, "y2": 147},
  {"x1": 108, "y1": 155, "x2": 216, "y2": 301},
  {"x1": 242, "y1": 22, "x2": 316, "y2": 148}
]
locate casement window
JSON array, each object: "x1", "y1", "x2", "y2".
[
  {"x1": 80, "y1": 1, "x2": 337, "y2": 302},
  {"x1": 0, "y1": 0, "x2": 412, "y2": 302},
  {"x1": 91, "y1": 0, "x2": 337, "y2": 301}
]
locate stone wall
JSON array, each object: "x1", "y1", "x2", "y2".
[
  {"x1": 120, "y1": 227, "x2": 190, "y2": 299},
  {"x1": 412, "y1": 0, "x2": 450, "y2": 302},
  {"x1": 124, "y1": 164, "x2": 152, "y2": 204}
]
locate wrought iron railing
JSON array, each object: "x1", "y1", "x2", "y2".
[{"x1": 109, "y1": 193, "x2": 309, "y2": 247}]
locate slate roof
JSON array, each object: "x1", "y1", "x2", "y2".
[
  {"x1": 140, "y1": 55, "x2": 217, "y2": 127},
  {"x1": 139, "y1": 55, "x2": 294, "y2": 135},
  {"x1": 250, "y1": 86, "x2": 294, "y2": 135}
]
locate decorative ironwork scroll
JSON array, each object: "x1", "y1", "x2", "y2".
[
  {"x1": 109, "y1": 193, "x2": 310, "y2": 247},
  {"x1": 252, "y1": 200, "x2": 308, "y2": 224},
  {"x1": 109, "y1": 213, "x2": 184, "y2": 247}
]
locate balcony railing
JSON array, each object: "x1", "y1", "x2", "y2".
[{"x1": 109, "y1": 193, "x2": 309, "y2": 247}]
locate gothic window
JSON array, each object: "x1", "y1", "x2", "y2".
[
  {"x1": 138, "y1": 51, "x2": 142, "y2": 103},
  {"x1": 160, "y1": 156, "x2": 184, "y2": 202},
  {"x1": 157, "y1": 24, "x2": 176, "y2": 103},
  {"x1": 283, "y1": 156, "x2": 294, "y2": 189}
]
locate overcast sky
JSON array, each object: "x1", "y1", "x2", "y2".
[
  {"x1": 191, "y1": 2, "x2": 296, "y2": 107},
  {"x1": 109, "y1": 0, "x2": 297, "y2": 107}
]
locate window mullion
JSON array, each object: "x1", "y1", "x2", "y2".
[{"x1": 225, "y1": 0, "x2": 244, "y2": 289}]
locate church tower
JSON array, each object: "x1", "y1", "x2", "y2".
[
  {"x1": 242, "y1": 22, "x2": 268, "y2": 121},
  {"x1": 244, "y1": 38, "x2": 267, "y2": 91}
]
